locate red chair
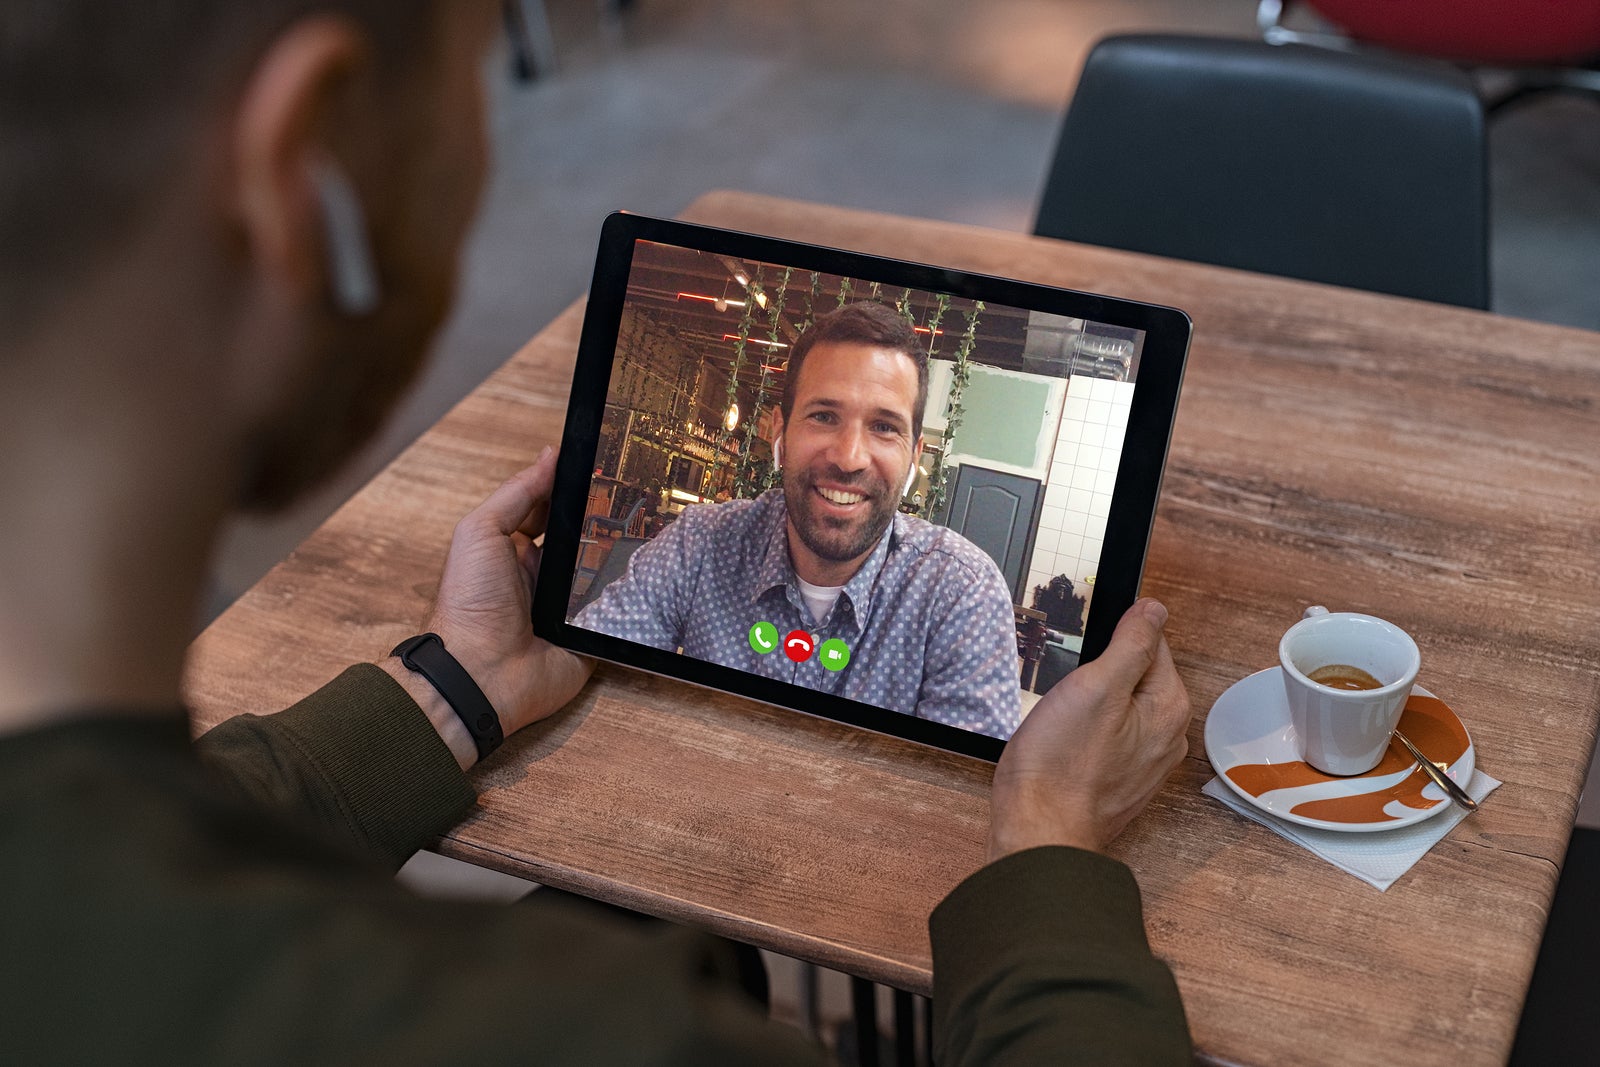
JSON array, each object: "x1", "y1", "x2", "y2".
[{"x1": 1260, "y1": 0, "x2": 1600, "y2": 106}]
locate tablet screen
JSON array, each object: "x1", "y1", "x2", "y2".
[{"x1": 537, "y1": 214, "x2": 1189, "y2": 759}]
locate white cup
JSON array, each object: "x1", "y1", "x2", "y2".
[{"x1": 1279, "y1": 606, "x2": 1420, "y2": 776}]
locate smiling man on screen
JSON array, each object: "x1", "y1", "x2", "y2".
[{"x1": 576, "y1": 302, "x2": 1024, "y2": 739}]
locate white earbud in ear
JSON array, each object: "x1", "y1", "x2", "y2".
[
  {"x1": 310, "y1": 158, "x2": 381, "y2": 317},
  {"x1": 902, "y1": 463, "x2": 917, "y2": 498},
  {"x1": 772, "y1": 437, "x2": 782, "y2": 469}
]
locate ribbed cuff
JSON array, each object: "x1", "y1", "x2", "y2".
[
  {"x1": 932, "y1": 846, "x2": 1151, "y2": 968},
  {"x1": 270, "y1": 664, "x2": 477, "y2": 864},
  {"x1": 930, "y1": 846, "x2": 1191, "y2": 1066}
]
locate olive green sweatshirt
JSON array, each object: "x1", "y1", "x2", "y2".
[{"x1": 0, "y1": 665, "x2": 1189, "y2": 1065}]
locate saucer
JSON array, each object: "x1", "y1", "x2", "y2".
[{"x1": 1204, "y1": 667, "x2": 1474, "y2": 833}]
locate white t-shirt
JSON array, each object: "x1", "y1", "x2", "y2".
[{"x1": 796, "y1": 577, "x2": 845, "y2": 626}]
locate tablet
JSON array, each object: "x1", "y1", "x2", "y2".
[{"x1": 533, "y1": 212, "x2": 1191, "y2": 761}]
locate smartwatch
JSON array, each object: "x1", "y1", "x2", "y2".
[{"x1": 390, "y1": 633, "x2": 503, "y2": 760}]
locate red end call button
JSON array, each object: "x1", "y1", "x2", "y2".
[{"x1": 783, "y1": 630, "x2": 815, "y2": 663}]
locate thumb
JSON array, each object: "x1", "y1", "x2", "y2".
[
  {"x1": 1086, "y1": 598, "x2": 1169, "y2": 697},
  {"x1": 471, "y1": 447, "x2": 555, "y2": 538}
]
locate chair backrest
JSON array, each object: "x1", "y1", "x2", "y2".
[
  {"x1": 1034, "y1": 35, "x2": 1488, "y2": 308},
  {"x1": 569, "y1": 535, "x2": 648, "y2": 616}
]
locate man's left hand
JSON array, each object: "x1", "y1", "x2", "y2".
[{"x1": 383, "y1": 446, "x2": 595, "y2": 769}]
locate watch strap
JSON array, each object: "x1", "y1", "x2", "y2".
[{"x1": 390, "y1": 633, "x2": 503, "y2": 760}]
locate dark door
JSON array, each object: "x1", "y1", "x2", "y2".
[{"x1": 942, "y1": 464, "x2": 1043, "y2": 603}]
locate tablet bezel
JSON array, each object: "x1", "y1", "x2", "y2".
[{"x1": 532, "y1": 212, "x2": 1192, "y2": 761}]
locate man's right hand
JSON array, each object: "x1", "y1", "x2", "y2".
[{"x1": 988, "y1": 598, "x2": 1191, "y2": 861}]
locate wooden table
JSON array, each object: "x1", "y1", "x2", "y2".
[{"x1": 186, "y1": 190, "x2": 1600, "y2": 1066}]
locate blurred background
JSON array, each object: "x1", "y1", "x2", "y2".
[{"x1": 206, "y1": 0, "x2": 1600, "y2": 621}]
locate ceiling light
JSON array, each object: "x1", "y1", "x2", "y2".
[{"x1": 677, "y1": 292, "x2": 746, "y2": 308}]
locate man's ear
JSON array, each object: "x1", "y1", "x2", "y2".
[
  {"x1": 904, "y1": 436, "x2": 925, "y2": 497},
  {"x1": 230, "y1": 16, "x2": 373, "y2": 306},
  {"x1": 770, "y1": 409, "x2": 786, "y2": 468}
]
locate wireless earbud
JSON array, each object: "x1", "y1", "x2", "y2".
[
  {"x1": 310, "y1": 158, "x2": 381, "y2": 317},
  {"x1": 772, "y1": 437, "x2": 782, "y2": 469},
  {"x1": 902, "y1": 463, "x2": 917, "y2": 498}
]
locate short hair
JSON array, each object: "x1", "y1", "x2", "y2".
[
  {"x1": 0, "y1": 3, "x2": 434, "y2": 331},
  {"x1": 780, "y1": 301, "x2": 929, "y2": 439}
]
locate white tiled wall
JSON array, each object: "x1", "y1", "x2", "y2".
[{"x1": 1026, "y1": 376, "x2": 1134, "y2": 601}]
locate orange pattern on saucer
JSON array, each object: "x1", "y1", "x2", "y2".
[{"x1": 1223, "y1": 695, "x2": 1469, "y2": 824}]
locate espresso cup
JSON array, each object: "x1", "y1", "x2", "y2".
[{"x1": 1279, "y1": 606, "x2": 1420, "y2": 776}]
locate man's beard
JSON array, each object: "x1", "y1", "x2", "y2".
[
  {"x1": 236, "y1": 285, "x2": 445, "y2": 513},
  {"x1": 235, "y1": 349, "x2": 413, "y2": 512},
  {"x1": 783, "y1": 460, "x2": 901, "y2": 566}
]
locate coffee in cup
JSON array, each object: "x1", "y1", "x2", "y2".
[
  {"x1": 1279, "y1": 606, "x2": 1420, "y2": 776},
  {"x1": 1306, "y1": 664, "x2": 1383, "y2": 691}
]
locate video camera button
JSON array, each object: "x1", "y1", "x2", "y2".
[{"x1": 818, "y1": 638, "x2": 851, "y2": 672}]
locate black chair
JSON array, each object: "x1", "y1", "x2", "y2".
[
  {"x1": 584, "y1": 496, "x2": 647, "y2": 540},
  {"x1": 568, "y1": 535, "x2": 647, "y2": 616},
  {"x1": 1034, "y1": 34, "x2": 1489, "y2": 308}
]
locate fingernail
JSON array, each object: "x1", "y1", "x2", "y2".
[
  {"x1": 1143, "y1": 598, "x2": 1169, "y2": 627},
  {"x1": 538, "y1": 445, "x2": 553, "y2": 464}
]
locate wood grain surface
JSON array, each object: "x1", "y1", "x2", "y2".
[{"x1": 185, "y1": 190, "x2": 1600, "y2": 1067}]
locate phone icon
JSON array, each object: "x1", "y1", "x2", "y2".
[
  {"x1": 783, "y1": 630, "x2": 815, "y2": 663},
  {"x1": 748, "y1": 621, "x2": 779, "y2": 654}
]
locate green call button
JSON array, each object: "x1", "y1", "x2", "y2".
[{"x1": 748, "y1": 621, "x2": 779, "y2": 654}]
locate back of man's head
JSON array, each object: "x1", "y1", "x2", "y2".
[
  {"x1": 780, "y1": 301, "x2": 929, "y2": 439},
  {"x1": 0, "y1": 2, "x2": 433, "y2": 333}
]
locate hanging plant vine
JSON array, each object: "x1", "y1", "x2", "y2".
[
  {"x1": 736, "y1": 265, "x2": 790, "y2": 497},
  {"x1": 835, "y1": 276, "x2": 853, "y2": 309},
  {"x1": 801, "y1": 270, "x2": 821, "y2": 337},
  {"x1": 623, "y1": 313, "x2": 647, "y2": 408},
  {"x1": 648, "y1": 322, "x2": 671, "y2": 415},
  {"x1": 710, "y1": 281, "x2": 760, "y2": 491},
  {"x1": 909, "y1": 293, "x2": 949, "y2": 515},
  {"x1": 895, "y1": 287, "x2": 914, "y2": 324},
  {"x1": 925, "y1": 299, "x2": 983, "y2": 519},
  {"x1": 616, "y1": 316, "x2": 634, "y2": 407},
  {"x1": 925, "y1": 293, "x2": 950, "y2": 358}
]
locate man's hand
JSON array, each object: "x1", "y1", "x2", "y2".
[
  {"x1": 988, "y1": 598, "x2": 1191, "y2": 861},
  {"x1": 381, "y1": 447, "x2": 594, "y2": 769}
]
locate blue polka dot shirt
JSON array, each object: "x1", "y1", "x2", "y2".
[{"x1": 573, "y1": 490, "x2": 1023, "y2": 739}]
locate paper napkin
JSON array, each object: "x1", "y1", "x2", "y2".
[{"x1": 1202, "y1": 770, "x2": 1502, "y2": 891}]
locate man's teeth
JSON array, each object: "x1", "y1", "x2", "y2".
[{"x1": 818, "y1": 487, "x2": 865, "y2": 505}]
